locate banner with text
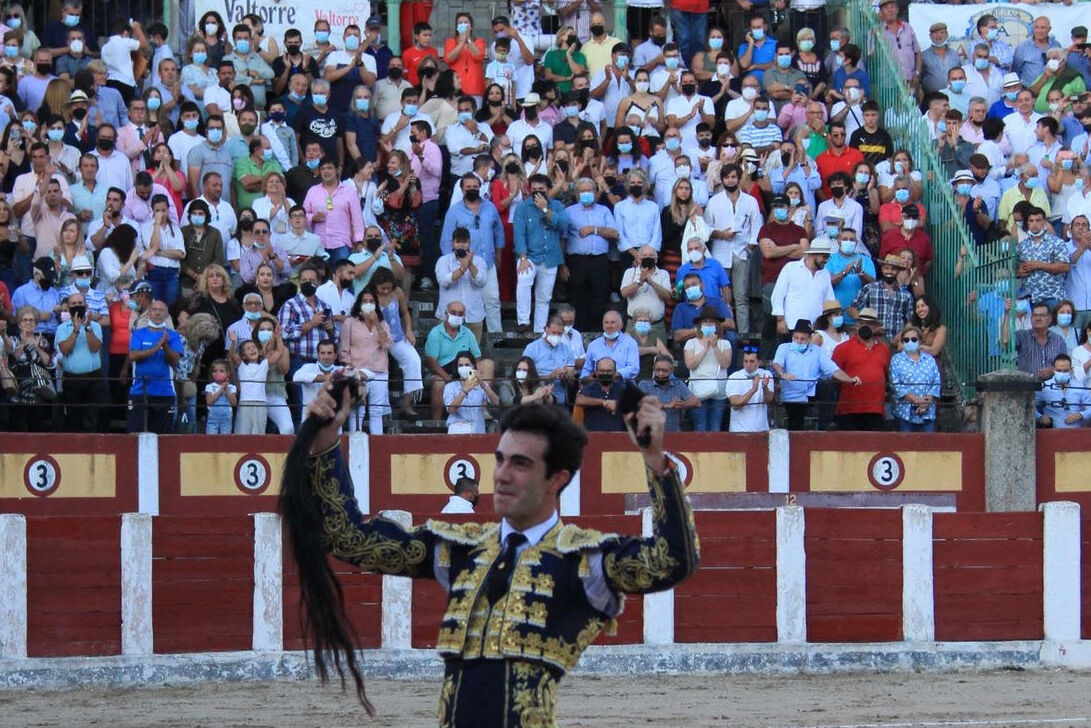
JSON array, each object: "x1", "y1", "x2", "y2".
[
  {"x1": 195, "y1": 0, "x2": 373, "y2": 49},
  {"x1": 908, "y1": 3, "x2": 1087, "y2": 59}
]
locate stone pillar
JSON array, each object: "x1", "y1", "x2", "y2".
[
  {"x1": 977, "y1": 370, "x2": 1038, "y2": 512},
  {"x1": 252, "y1": 513, "x2": 284, "y2": 652}
]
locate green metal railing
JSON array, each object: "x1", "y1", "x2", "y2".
[{"x1": 843, "y1": 0, "x2": 1016, "y2": 398}]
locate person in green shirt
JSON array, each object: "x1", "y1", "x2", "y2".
[
  {"x1": 1031, "y1": 48, "x2": 1087, "y2": 113},
  {"x1": 233, "y1": 137, "x2": 282, "y2": 210},
  {"x1": 542, "y1": 26, "x2": 587, "y2": 95}
]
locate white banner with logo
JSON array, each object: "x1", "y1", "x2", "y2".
[
  {"x1": 908, "y1": 3, "x2": 1087, "y2": 58},
  {"x1": 194, "y1": 0, "x2": 372, "y2": 49}
]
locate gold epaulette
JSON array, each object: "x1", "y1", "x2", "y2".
[
  {"x1": 554, "y1": 524, "x2": 620, "y2": 554},
  {"x1": 424, "y1": 519, "x2": 500, "y2": 546}
]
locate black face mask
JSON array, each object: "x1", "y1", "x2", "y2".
[
  {"x1": 286, "y1": 45, "x2": 301, "y2": 55},
  {"x1": 387, "y1": 67, "x2": 403, "y2": 80},
  {"x1": 698, "y1": 137, "x2": 712, "y2": 149},
  {"x1": 577, "y1": 89, "x2": 590, "y2": 104},
  {"x1": 525, "y1": 146, "x2": 541, "y2": 159},
  {"x1": 69, "y1": 305, "x2": 86, "y2": 319},
  {"x1": 489, "y1": 98, "x2": 503, "y2": 107},
  {"x1": 604, "y1": 175, "x2": 617, "y2": 186},
  {"x1": 72, "y1": 107, "x2": 88, "y2": 121},
  {"x1": 652, "y1": 35, "x2": 666, "y2": 46},
  {"x1": 556, "y1": 160, "x2": 569, "y2": 174},
  {"x1": 858, "y1": 325, "x2": 873, "y2": 340},
  {"x1": 641, "y1": 257, "x2": 655, "y2": 269},
  {"x1": 454, "y1": 247, "x2": 469, "y2": 258},
  {"x1": 524, "y1": 107, "x2": 538, "y2": 121},
  {"x1": 781, "y1": 151, "x2": 792, "y2": 166},
  {"x1": 591, "y1": 24, "x2": 605, "y2": 37},
  {"x1": 300, "y1": 281, "x2": 317, "y2": 297},
  {"x1": 366, "y1": 237, "x2": 382, "y2": 252},
  {"x1": 97, "y1": 138, "x2": 115, "y2": 152},
  {"x1": 882, "y1": 274, "x2": 898, "y2": 285},
  {"x1": 504, "y1": 162, "x2": 520, "y2": 174},
  {"x1": 597, "y1": 374, "x2": 614, "y2": 386},
  {"x1": 630, "y1": 185, "x2": 644, "y2": 197},
  {"x1": 36, "y1": 62, "x2": 51, "y2": 75},
  {"x1": 654, "y1": 375, "x2": 670, "y2": 385},
  {"x1": 725, "y1": 183, "x2": 739, "y2": 193},
  {"x1": 464, "y1": 188, "x2": 481, "y2": 203},
  {"x1": 830, "y1": 186, "x2": 845, "y2": 198},
  {"x1": 681, "y1": 84, "x2": 696, "y2": 96}
]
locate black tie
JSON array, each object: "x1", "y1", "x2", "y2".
[
  {"x1": 137, "y1": 126, "x2": 145, "y2": 140},
  {"x1": 484, "y1": 533, "x2": 526, "y2": 605}
]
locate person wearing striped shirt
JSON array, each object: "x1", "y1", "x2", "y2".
[{"x1": 737, "y1": 96, "x2": 783, "y2": 153}]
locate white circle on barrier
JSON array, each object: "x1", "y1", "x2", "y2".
[
  {"x1": 234, "y1": 455, "x2": 271, "y2": 494},
  {"x1": 868, "y1": 454, "x2": 905, "y2": 491},
  {"x1": 24, "y1": 456, "x2": 60, "y2": 496},
  {"x1": 446, "y1": 457, "x2": 479, "y2": 490}
]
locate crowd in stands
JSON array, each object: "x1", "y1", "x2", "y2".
[{"x1": 2, "y1": 0, "x2": 1091, "y2": 435}]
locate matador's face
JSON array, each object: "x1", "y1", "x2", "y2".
[{"x1": 493, "y1": 431, "x2": 567, "y2": 530}]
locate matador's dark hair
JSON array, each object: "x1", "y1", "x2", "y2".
[
  {"x1": 499, "y1": 404, "x2": 588, "y2": 489},
  {"x1": 278, "y1": 375, "x2": 374, "y2": 715}
]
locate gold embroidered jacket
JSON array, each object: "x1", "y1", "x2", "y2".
[{"x1": 309, "y1": 444, "x2": 699, "y2": 674}]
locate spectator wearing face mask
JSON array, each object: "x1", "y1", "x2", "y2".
[
  {"x1": 849, "y1": 254, "x2": 914, "y2": 337},
  {"x1": 772, "y1": 318, "x2": 859, "y2": 431},
  {"x1": 1036, "y1": 353, "x2": 1091, "y2": 428},
  {"x1": 522, "y1": 316, "x2": 577, "y2": 405},
  {"x1": 880, "y1": 205, "x2": 933, "y2": 274},
  {"x1": 638, "y1": 353, "x2": 700, "y2": 432},
  {"x1": 889, "y1": 324, "x2": 942, "y2": 432},
  {"x1": 1017, "y1": 205, "x2": 1070, "y2": 307}
]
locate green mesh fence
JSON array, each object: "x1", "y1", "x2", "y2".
[{"x1": 840, "y1": 0, "x2": 1016, "y2": 398}]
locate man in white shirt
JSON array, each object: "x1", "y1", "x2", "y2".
[
  {"x1": 725, "y1": 74, "x2": 761, "y2": 131},
  {"x1": 649, "y1": 43, "x2": 685, "y2": 104},
  {"x1": 315, "y1": 259, "x2": 357, "y2": 339},
  {"x1": 816, "y1": 172, "x2": 864, "y2": 237},
  {"x1": 182, "y1": 172, "x2": 237, "y2": 249},
  {"x1": 1002, "y1": 89, "x2": 1043, "y2": 155},
  {"x1": 705, "y1": 163, "x2": 761, "y2": 334},
  {"x1": 506, "y1": 93, "x2": 554, "y2": 154},
  {"x1": 556, "y1": 303, "x2": 586, "y2": 374},
  {"x1": 620, "y1": 245, "x2": 672, "y2": 330},
  {"x1": 590, "y1": 43, "x2": 634, "y2": 126},
  {"x1": 440, "y1": 477, "x2": 479, "y2": 513},
  {"x1": 1066, "y1": 214, "x2": 1091, "y2": 329},
  {"x1": 100, "y1": 18, "x2": 146, "y2": 104},
  {"x1": 445, "y1": 97, "x2": 493, "y2": 178},
  {"x1": 91, "y1": 124, "x2": 134, "y2": 192},
  {"x1": 725, "y1": 345, "x2": 775, "y2": 432},
  {"x1": 373, "y1": 58, "x2": 411, "y2": 120},
  {"x1": 490, "y1": 16, "x2": 536, "y2": 100},
  {"x1": 380, "y1": 87, "x2": 434, "y2": 155},
  {"x1": 770, "y1": 237, "x2": 836, "y2": 335},
  {"x1": 436, "y1": 226, "x2": 489, "y2": 337},
  {"x1": 665, "y1": 70, "x2": 715, "y2": 138},
  {"x1": 961, "y1": 43, "x2": 1003, "y2": 108}
]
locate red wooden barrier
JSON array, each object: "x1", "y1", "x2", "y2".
[
  {"x1": 805, "y1": 509, "x2": 903, "y2": 642},
  {"x1": 1037, "y1": 430, "x2": 1091, "y2": 512},
  {"x1": 152, "y1": 516, "x2": 254, "y2": 653},
  {"x1": 410, "y1": 514, "x2": 643, "y2": 648},
  {"x1": 675, "y1": 511, "x2": 777, "y2": 643},
  {"x1": 26, "y1": 516, "x2": 121, "y2": 657},
  {"x1": 933, "y1": 512, "x2": 1043, "y2": 641},
  {"x1": 282, "y1": 552, "x2": 382, "y2": 650}
]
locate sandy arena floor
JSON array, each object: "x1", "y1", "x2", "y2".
[{"x1": 2, "y1": 670, "x2": 1090, "y2": 728}]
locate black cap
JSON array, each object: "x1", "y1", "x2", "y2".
[
  {"x1": 790, "y1": 319, "x2": 813, "y2": 335},
  {"x1": 901, "y1": 203, "x2": 920, "y2": 218},
  {"x1": 771, "y1": 194, "x2": 789, "y2": 207},
  {"x1": 695, "y1": 304, "x2": 725, "y2": 323}
]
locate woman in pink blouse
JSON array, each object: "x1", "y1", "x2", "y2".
[{"x1": 338, "y1": 287, "x2": 392, "y2": 435}]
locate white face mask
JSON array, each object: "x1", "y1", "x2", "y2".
[
  {"x1": 675, "y1": 165, "x2": 691, "y2": 179},
  {"x1": 903, "y1": 218, "x2": 919, "y2": 230},
  {"x1": 687, "y1": 249, "x2": 704, "y2": 263},
  {"x1": 458, "y1": 365, "x2": 474, "y2": 380},
  {"x1": 514, "y1": 369, "x2": 528, "y2": 381},
  {"x1": 635, "y1": 81, "x2": 650, "y2": 93},
  {"x1": 716, "y1": 64, "x2": 731, "y2": 77},
  {"x1": 545, "y1": 333, "x2": 561, "y2": 347},
  {"x1": 1047, "y1": 59, "x2": 1061, "y2": 72},
  {"x1": 741, "y1": 87, "x2": 758, "y2": 101},
  {"x1": 448, "y1": 314, "x2": 464, "y2": 327},
  {"x1": 360, "y1": 303, "x2": 376, "y2": 315}
]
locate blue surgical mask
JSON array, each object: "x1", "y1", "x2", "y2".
[
  {"x1": 701, "y1": 324, "x2": 718, "y2": 337},
  {"x1": 987, "y1": 28, "x2": 999, "y2": 41},
  {"x1": 950, "y1": 80, "x2": 966, "y2": 93},
  {"x1": 6, "y1": 17, "x2": 19, "y2": 29},
  {"x1": 685, "y1": 285, "x2": 703, "y2": 301},
  {"x1": 974, "y1": 57, "x2": 988, "y2": 71},
  {"x1": 665, "y1": 57, "x2": 680, "y2": 70},
  {"x1": 789, "y1": 197, "x2": 801, "y2": 207},
  {"x1": 579, "y1": 191, "x2": 594, "y2": 205},
  {"x1": 955, "y1": 183, "x2": 972, "y2": 196},
  {"x1": 404, "y1": 103, "x2": 418, "y2": 116},
  {"x1": 565, "y1": 105, "x2": 579, "y2": 118},
  {"x1": 193, "y1": 51, "x2": 208, "y2": 65},
  {"x1": 1062, "y1": 159, "x2": 1074, "y2": 171},
  {"x1": 47, "y1": 129, "x2": 64, "y2": 142},
  {"x1": 184, "y1": 117, "x2": 200, "y2": 132},
  {"x1": 603, "y1": 330, "x2": 620, "y2": 340},
  {"x1": 616, "y1": 55, "x2": 630, "y2": 69},
  {"x1": 894, "y1": 189, "x2": 910, "y2": 203},
  {"x1": 1055, "y1": 371, "x2": 1072, "y2": 385},
  {"x1": 709, "y1": 37, "x2": 723, "y2": 51},
  {"x1": 830, "y1": 39, "x2": 841, "y2": 52},
  {"x1": 234, "y1": 39, "x2": 251, "y2": 55},
  {"x1": 1059, "y1": 312, "x2": 1073, "y2": 327},
  {"x1": 825, "y1": 225, "x2": 840, "y2": 238},
  {"x1": 64, "y1": 14, "x2": 80, "y2": 27},
  {"x1": 345, "y1": 35, "x2": 361, "y2": 51},
  {"x1": 257, "y1": 329, "x2": 274, "y2": 344},
  {"x1": 1005, "y1": 90, "x2": 1018, "y2": 102},
  {"x1": 1025, "y1": 177, "x2": 1039, "y2": 189},
  {"x1": 458, "y1": 110, "x2": 472, "y2": 123},
  {"x1": 839, "y1": 240, "x2": 856, "y2": 255},
  {"x1": 665, "y1": 137, "x2": 681, "y2": 152},
  {"x1": 21, "y1": 120, "x2": 35, "y2": 133},
  {"x1": 894, "y1": 161, "x2": 905, "y2": 174},
  {"x1": 751, "y1": 29, "x2": 765, "y2": 41},
  {"x1": 635, "y1": 321, "x2": 652, "y2": 335},
  {"x1": 148, "y1": 96, "x2": 162, "y2": 111},
  {"x1": 1015, "y1": 299, "x2": 1031, "y2": 315},
  {"x1": 791, "y1": 341, "x2": 808, "y2": 353},
  {"x1": 773, "y1": 207, "x2": 788, "y2": 221},
  {"x1": 3, "y1": 46, "x2": 16, "y2": 59},
  {"x1": 356, "y1": 98, "x2": 371, "y2": 112},
  {"x1": 753, "y1": 109, "x2": 769, "y2": 123},
  {"x1": 263, "y1": 148, "x2": 273, "y2": 160},
  {"x1": 832, "y1": 315, "x2": 844, "y2": 328},
  {"x1": 125, "y1": 298, "x2": 139, "y2": 310},
  {"x1": 855, "y1": 172, "x2": 870, "y2": 185},
  {"x1": 75, "y1": 277, "x2": 90, "y2": 289},
  {"x1": 800, "y1": 40, "x2": 814, "y2": 52},
  {"x1": 318, "y1": 362, "x2": 336, "y2": 372},
  {"x1": 312, "y1": 94, "x2": 328, "y2": 107},
  {"x1": 903, "y1": 339, "x2": 920, "y2": 353},
  {"x1": 456, "y1": 22, "x2": 470, "y2": 34},
  {"x1": 245, "y1": 310, "x2": 263, "y2": 321},
  {"x1": 618, "y1": 141, "x2": 633, "y2": 154},
  {"x1": 190, "y1": 214, "x2": 206, "y2": 226},
  {"x1": 207, "y1": 128, "x2": 223, "y2": 144},
  {"x1": 776, "y1": 54, "x2": 791, "y2": 68},
  {"x1": 315, "y1": 30, "x2": 330, "y2": 44}
]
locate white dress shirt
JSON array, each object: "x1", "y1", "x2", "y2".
[
  {"x1": 704, "y1": 189, "x2": 761, "y2": 263},
  {"x1": 770, "y1": 258, "x2": 836, "y2": 330}
]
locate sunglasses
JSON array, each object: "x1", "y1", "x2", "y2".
[{"x1": 903, "y1": 337, "x2": 919, "y2": 343}]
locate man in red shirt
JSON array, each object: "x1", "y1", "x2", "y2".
[
  {"x1": 402, "y1": 22, "x2": 439, "y2": 87},
  {"x1": 758, "y1": 194, "x2": 808, "y2": 354},
  {"x1": 879, "y1": 204, "x2": 934, "y2": 273},
  {"x1": 816, "y1": 120, "x2": 865, "y2": 197},
  {"x1": 831, "y1": 307, "x2": 891, "y2": 430}
]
